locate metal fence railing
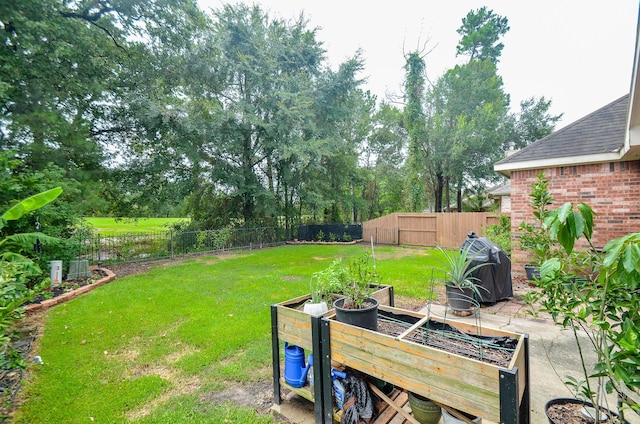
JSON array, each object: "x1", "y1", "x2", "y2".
[{"x1": 74, "y1": 227, "x2": 288, "y2": 265}]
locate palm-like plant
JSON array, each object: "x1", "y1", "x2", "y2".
[
  {"x1": 435, "y1": 245, "x2": 489, "y2": 314},
  {"x1": 436, "y1": 245, "x2": 488, "y2": 292}
]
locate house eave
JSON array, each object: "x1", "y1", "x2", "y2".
[{"x1": 494, "y1": 151, "x2": 624, "y2": 177}]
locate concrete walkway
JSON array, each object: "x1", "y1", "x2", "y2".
[{"x1": 273, "y1": 301, "x2": 640, "y2": 424}]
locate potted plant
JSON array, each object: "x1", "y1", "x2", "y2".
[
  {"x1": 519, "y1": 173, "x2": 555, "y2": 280},
  {"x1": 332, "y1": 253, "x2": 380, "y2": 331},
  {"x1": 303, "y1": 260, "x2": 347, "y2": 316},
  {"x1": 435, "y1": 245, "x2": 489, "y2": 317},
  {"x1": 525, "y1": 200, "x2": 640, "y2": 423},
  {"x1": 303, "y1": 274, "x2": 329, "y2": 316}
]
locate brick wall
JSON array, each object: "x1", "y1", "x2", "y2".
[{"x1": 510, "y1": 160, "x2": 640, "y2": 276}]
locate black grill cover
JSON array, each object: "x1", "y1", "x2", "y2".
[{"x1": 460, "y1": 233, "x2": 513, "y2": 304}]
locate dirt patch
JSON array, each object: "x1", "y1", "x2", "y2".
[
  {"x1": 200, "y1": 379, "x2": 275, "y2": 414},
  {"x1": 393, "y1": 295, "x2": 427, "y2": 312},
  {"x1": 372, "y1": 246, "x2": 429, "y2": 260}
]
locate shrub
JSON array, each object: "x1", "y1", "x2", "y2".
[{"x1": 484, "y1": 215, "x2": 511, "y2": 255}]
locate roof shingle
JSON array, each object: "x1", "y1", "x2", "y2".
[{"x1": 495, "y1": 94, "x2": 629, "y2": 166}]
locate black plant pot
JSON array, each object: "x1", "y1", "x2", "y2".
[
  {"x1": 445, "y1": 285, "x2": 476, "y2": 313},
  {"x1": 524, "y1": 264, "x2": 540, "y2": 281},
  {"x1": 333, "y1": 297, "x2": 379, "y2": 331},
  {"x1": 545, "y1": 397, "x2": 628, "y2": 424}
]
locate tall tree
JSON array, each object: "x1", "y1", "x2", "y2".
[
  {"x1": 1, "y1": 0, "x2": 206, "y2": 216},
  {"x1": 403, "y1": 52, "x2": 429, "y2": 212},
  {"x1": 363, "y1": 103, "x2": 407, "y2": 218},
  {"x1": 456, "y1": 6, "x2": 510, "y2": 64},
  {"x1": 418, "y1": 8, "x2": 511, "y2": 212},
  {"x1": 509, "y1": 96, "x2": 562, "y2": 149}
]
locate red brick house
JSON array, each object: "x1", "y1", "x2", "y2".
[{"x1": 494, "y1": 32, "x2": 640, "y2": 276}]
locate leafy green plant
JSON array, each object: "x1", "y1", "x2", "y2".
[
  {"x1": 0, "y1": 187, "x2": 62, "y2": 369},
  {"x1": 434, "y1": 245, "x2": 488, "y2": 300},
  {"x1": 328, "y1": 232, "x2": 337, "y2": 242},
  {"x1": 484, "y1": 215, "x2": 511, "y2": 255},
  {"x1": 311, "y1": 258, "x2": 348, "y2": 302},
  {"x1": 342, "y1": 233, "x2": 352, "y2": 242},
  {"x1": 333, "y1": 253, "x2": 378, "y2": 309},
  {"x1": 316, "y1": 230, "x2": 325, "y2": 242},
  {"x1": 518, "y1": 173, "x2": 555, "y2": 267},
  {"x1": 213, "y1": 227, "x2": 232, "y2": 250},
  {"x1": 526, "y1": 201, "x2": 640, "y2": 420}
]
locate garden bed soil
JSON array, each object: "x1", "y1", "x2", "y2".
[{"x1": 376, "y1": 316, "x2": 516, "y2": 368}]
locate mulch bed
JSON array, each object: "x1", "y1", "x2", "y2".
[{"x1": 28, "y1": 268, "x2": 107, "y2": 305}]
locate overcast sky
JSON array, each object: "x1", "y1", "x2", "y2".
[{"x1": 200, "y1": 1, "x2": 639, "y2": 129}]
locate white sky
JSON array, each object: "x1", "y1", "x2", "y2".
[{"x1": 200, "y1": 1, "x2": 639, "y2": 129}]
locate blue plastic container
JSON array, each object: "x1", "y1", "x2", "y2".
[{"x1": 283, "y1": 342, "x2": 311, "y2": 388}]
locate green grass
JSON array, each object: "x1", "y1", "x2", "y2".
[
  {"x1": 84, "y1": 217, "x2": 189, "y2": 235},
  {"x1": 12, "y1": 245, "x2": 445, "y2": 423}
]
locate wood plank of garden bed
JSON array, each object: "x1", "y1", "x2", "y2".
[
  {"x1": 327, "y1": 306, "x2": 526, "y2": 423},
  {"x1": 275, "y1": 286, "x2": 394, "y2": 351},
  {"x1": 275, "y1": 296, "x2": 333, "y2": 350}
]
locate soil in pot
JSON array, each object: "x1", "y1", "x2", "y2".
[
  {"x1": 545, "y1": 398, "x2": 628, "y2": 424},
  {"x1": 333, "y1": 297, "x2": 379, "y2": 331}
]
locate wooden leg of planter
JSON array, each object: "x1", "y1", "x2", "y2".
[{"x1": 270, "y1": 305, "x2": 281, "y2": 405}]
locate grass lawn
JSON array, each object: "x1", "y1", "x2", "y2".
[
  {"x1": 12, "y1": 244, "x2": 444, "y2": 423},
  {"x1": 84, "y1": 217, "x2": 189, "y2": 235}
]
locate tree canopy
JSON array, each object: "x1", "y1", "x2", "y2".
[{"x1": 2, "y1": 2, "x2": 561, "y2": 229}]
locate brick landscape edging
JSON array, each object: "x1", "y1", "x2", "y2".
[{"x1": 26, "y1": 267, "x2": 116, "y2": 313}]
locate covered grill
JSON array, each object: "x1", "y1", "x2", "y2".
[{"x1": 460, "y1": 232, "x2": 513, "y2": 304}]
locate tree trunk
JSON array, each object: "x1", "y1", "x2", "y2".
[
  {"x1": 444, "y1": 176, "x2": 450, "y2": 212},
  {"x1": 435, "y1": 173, "x2": 444, "y2": 212}
]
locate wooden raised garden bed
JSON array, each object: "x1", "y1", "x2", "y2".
[
  {"x1": 323, "y1": 305, "x2": 529, "y2": 423},
  {"x1": 272, "y1": 289, "x2": 529, "y2": 424},
  {"x1": 271, "y1": 285, "x2": 395, "y2": 422}
]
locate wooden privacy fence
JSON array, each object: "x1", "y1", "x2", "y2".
[{"x1": 363, "y1": 212, "x2": 504, "y2": 249}]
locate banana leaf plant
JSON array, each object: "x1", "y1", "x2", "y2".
[{"x1": 0, "y1": 187, "x2": 62, "y2": 369}]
